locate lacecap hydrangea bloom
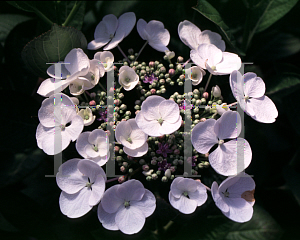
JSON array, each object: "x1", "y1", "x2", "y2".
[
  {"x1": 88, "y1": 12, "x2": 136, "y2": 51},
  {"x1": 211, "y1": 172, "x2": 255, "y2": 223},
  {"x1": 230, "y1": 70, "x2": 278, "y2": 123},
  {"x1": 118, "y1": 66, "x2": 139, "y2": 91},
  {"x1": 191, "y1": 111, "x2": 252, "y2": 176},
  {"x1": 136, "y1": 95, "x2": 182, "y2": 137},
  {"x1": 98, "y1": 179, "x2": 156, "y2": 235},
  {"x1": 57, "y1": 159, "x2": 107, "y2": 218},
  {"x1": 36, "y1": 93, "x2": 84, "y2": 155}
]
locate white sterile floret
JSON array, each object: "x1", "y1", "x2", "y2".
[
  {"x1": 230, "y1": 70, "x2": 278, "y2": 123},
  {"x1": 78, "y1": 107, "x2": 96, "y2": 126},
  {"x1": 169, "y1": 177, "x2": 207, "y2": 214},
  {"x1": 185, "y1": 66, "x2": 206, "y2": 86},
  {"x1": 135, "y1": 95, "x2": 182, "y2": 137},
  {"x1": 76, "y1": 129, "x2": 109, "y2": 166},
  {"x1": 56, "y1": 159, "x2": 106, "y2": 218},
  {"x1": 115, "y1": 119, "x2": 148, "y2": 157},
  {"x1": 36, "y1": 93, "x2": 84, "y2": 155},
  {"x1": 38, "y1": 48, "x2": 90, "y2": 97},
  {"x1": 178, "y1": 20, "x2": 225, "y2": 51},
  {"x1": 165, "y1": 50, "x2": 175, "y2": 59},
  {"x1": 118, "y1": 66, "x2": 139, "y2": 91},
  {"x1": 190, "y1": 44, "x2": 241, "y2": 75},
  {"x1": 137, "y1": 19, "x2": 170, "y2": 52},
  {"x1": 88, "y1": 12, "x2": 136, "y2": 51},
  {"x1": 211, "y1": 172, "x2": 255, "y2": 223},
  {"x1": 97, "y1": 179, "x2": 156, "y2": 235},
  {"x1": 94, "y1": 51, "x2": 114, "y2": 72},
  {"x1": 191, "y1": 111, "x2": 252, "y2": 176},
  {"x1": 216, "y1": 103, "x2": 230, "y2": 115}
]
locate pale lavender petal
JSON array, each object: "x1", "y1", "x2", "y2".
[
  {"x1": 212, "y1": 52, "x2": 241, "y2": 75},
  {"x1": 159, "y1": 115, "x2": 182, "y2": 135},
  {"x1": 169, "y1": 192, "x2": 198, "y2": 214},
  {"x1": 97, "y1": 203, "x2": 119, "y2": 231},
  {"x1": 137, "y1": 18, "x2": 148, "y2": 40},
  {"x1": 123, "y1": 142, "x2": 148, "y2": 157},
  {"x1": 130, "y1": 189, "x2": 156, "y2": 217},
  {"x1": 214, "y1": 111, "x2": 241, "y2": 140},
  {"x1": 56, "y1": 158, "x2": 87, "y2": 194},
  {"x1": 223, "y1": 198, "x2": 253, "y2": 223},
  {"x1": 191, "y1": 119, "x2": 218, "y2": 154},
  {"x1": 75, "y1": 132, "x2": 91, "y2": 158},
  {"x1": 244, "y1": 72, "x2": 265, "y2": 98},
  {"x1": 246, "y1": 96, "x2": 278, "y2": 123},
  {"x1": 178, "y1": 20, "x2": 202, "y2": 50},
  {"x1": 59, "y1": 188, "x2": 92, "y2": 218},
  {"x1": 198, "y1": 30, "x2": 225, "y2": 51},
  {"x1": 159, "y1": 100, "x2": 180, "y2": 123},
  {"x1": 101, "y1": 185, "x2": 123, "y2": 213},
  {"x1": 229, "y1": 70, "x2": 246, "y2": 110},
  {"x1": 77, "y1": 159, "x2": 107, "y2": 182},
  {"x1": 89, "y1": 175, "x2": 105, "y2": 206},
  {"x1": 141, "y1": 95, "x2": 165, "y2": 121},
  {"x1": 135, "y1": 112, "x2": 161, "y2": 137},
  {"x1": 115, "y1": 205, "x2": 145, "y2": 235},
  {"x1": 211, "y1": 182, "x2": 229, "y2": 212},
  {"x1": 116, "y1": 179, "x2": 145, "y2": 201}
]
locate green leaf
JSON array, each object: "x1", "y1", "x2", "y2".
[
  {"x1": 266, "y1": 72, "x2": 300, "y2": 98},
  {"x1": 7, "y1": 1, "x2": 86, "y2": 30},
  {"x1": 176, "y1": 205, "x2": 283, "y2": 240},
  {"x1": 192, "y1": 0, "x2": 244, "y2": 55},
  {"x1": 255, "y1": 0, "x2": 299, "y2": 33},
  {"x1": 242, "y1": 0, "x2": 299, "y2": 51},
  {"x1": 0, "y1": 14, "x2": 31, "y2": 45},
  {"x1": 21, "y1": 23, "x2": 87, "y2": 78}
]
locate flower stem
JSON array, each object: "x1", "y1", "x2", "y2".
[
  {"x1": 98, "y1": 82, "x2": 106, "y2": 92},
  {"x1": 182, "y1": 58, "x2": 191, "y2": 68},
  {"x1": 135, "y1": 41, "x2": 148, "y2": 61},
  {"x1": 117, "y1": 45, "x2": 131, "y2": 64},
  {"x1": 105, "y1": 177, "x2": 119, "y2": 183},
  {"x1": 204, "y1": 73, "x2": 213, "y2": 92},
  {"x1": 62, "y1": 1, "x2": 82, "y2": 27},
  {"x1": 228, "y1": 102, "x2": 238, "y2": 107}
]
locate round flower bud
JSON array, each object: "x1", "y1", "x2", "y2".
[
  {"x1": 173, "y1": 159, "x2": 178, "y2": 165},
  {"x1": 139, "y1": 159, "x2": 145, "y2": 165},
  {"x1": 125, "y1": 111, "x2": 131, "y2": 116},
  {"x1": 174, "y1": 149, "x2": 180, "y2": 155},
  {"x1": 202, "y1": 92, "x2": 209, "y2": 99},
  {"x1": 128, "y1": 48, "x2": 134, "y2": 55},
  {"x1": 120, "y1": 166, "x2": 126, "y2": 172},
  {"x1": 176, "y1": 64, "x2": 182, "y2": 71},
  {"x1": 142, "y1": 165, "x2": 149, "y2": 171},
  {"x1": 118, "y1": 176, "x2": 125, "y2": 183},
  {"x1": 150, "y1": 89, "x2": 156, "y2": 94},
  {"x1": 183, "y1": 172, "x2": 189, "y2": 177},
  {"x1": 170, "y1": 166, "x2": 176, "y2": 173},
  {"x1": 119, "y1": 149, "x2": 124, "y2": 154},
  {"x1": 114, "y1": 146, "x2": 120, "y2": 152},
  {"x1": 123, "y1": 162, "x2": 128, "y2": 167},
  {"x1": 160, "y1": 67, "x2": 166, "y2": 73},
  {"x1": 156, "y1": 170, "x2": 161, "y2": 175},
  {"x1": 165, "y1": 169, "x2": 171, "y2": 178},
  {"x1": 161, "y1": 176, "x2": 168, "y2": 182},
  {"x1": 178, "y1": 160, "x2": 183, "y2": 165},
  {"x1": 116, "y1": 156, "x2": 122, "y2": 162},
  {"x1": 145, "y1": 176, "x2": 152, "y2": 181},
  {"x1": 217, "y1": 100, "x2": 222, "y2": 105},
  {"x1": 208, "y1": 101, "x2": 212, "y2": 105},
  {"x1": 120, "y1": 104, "x2": 127, "y2": 110},
  {"x1": 177, "y1": 56, "x2": 184, "y2": 62},
  {"x1": 128, "y1": 168, "x2": 133, "y2": 173},
  {"x1": 168, "y1": 68, "x2": 175, "y2": 76},
  {"x1": 88, "y1": 99, "x2": 96, "y2": 106},
  {"x1": 212, "y1": 85, "x2": 221, "y2": 98},
  {"x1": 200, "y1": 118, "x2": 206, "y2": 122},
  {"x1": 201, "y1": 98, "x2": 206, "y2": 104},
  {"x1": 152, "y1": 173, "x2": 158, "y2": 180},
  {"x1": 149, "y1": 61, "x2": 155, "y2": 67},
  {"x1": 170, "y1": 81, "x2": 175, "y2": 86},
  {"x1": 193, "y1": 107, "x2": 199, "y2": 113},
  {"x1": 151, "y1": 159, "x2": 157, "y2": 165},
  {"x1": 118, "y1": 93, "x2": 124, "y2": 99},
  {"x1": 195, "y1": 99, "x2": 201, "y2": 106}
]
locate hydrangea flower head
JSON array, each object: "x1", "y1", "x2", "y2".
[
  {"x1": 191, "y1": 44, "x2": 241, "y2": 75},
  {"x1": 230, "y1": 70, "x2": 278, "y2": 123},
  {"x1": 75, "y1": 129, "x2": 109, "y2": 166},
  {"x1": 97, "y1": 179, "x2": 156, "y2": 235},
  {"x1": 94, "y1": 51, "x2": 114, "y2": 72},
  {"x1": 36, "y1": 93, "x2": 84, "y2": 155},
  {"x1": 169, "y1": 177, "x2": 207, "y2": 214},
  {"x1": 56, "y1": 159, "x2": 106, "y2": 218},
  {"x1": 135, "y1": 95, "x2": 182, "y2": 137},
  {"x1": 211, "y1": 172, "x2": 255, "y2": 223},
  {"x1": 88, "y1": 12, "x2": 136, "y2": 51},
  {"x1": 137, "y1": 19, "x2": 170, "y2": 52},
  {"x1": 191, "y1": 111, "x2": 252, "y2": 176},
  {"x1": 178, "y1": 20, "x2": 225, "y2": 51},
  {"x1": 118, "y1": 66, "x2": 139, "y2": 91},
  {"x1": 115, "y1": 119, "x2": 148, "y2": 157}
]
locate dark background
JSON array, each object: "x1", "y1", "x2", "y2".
[{"x1": 0, "y1": 1, "x2": 300, "y2": 239}]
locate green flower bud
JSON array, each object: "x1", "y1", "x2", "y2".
[{"x1": 161, "y1": 176, "x2": 168, "y2": 182}]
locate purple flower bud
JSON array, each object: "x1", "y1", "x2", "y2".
[
  {"x1": 203, "y1": 92, "x2": 209, "y2": 99},
  {"x1": 169, "y1": 69, "x2": 175, "y2": 76}
]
